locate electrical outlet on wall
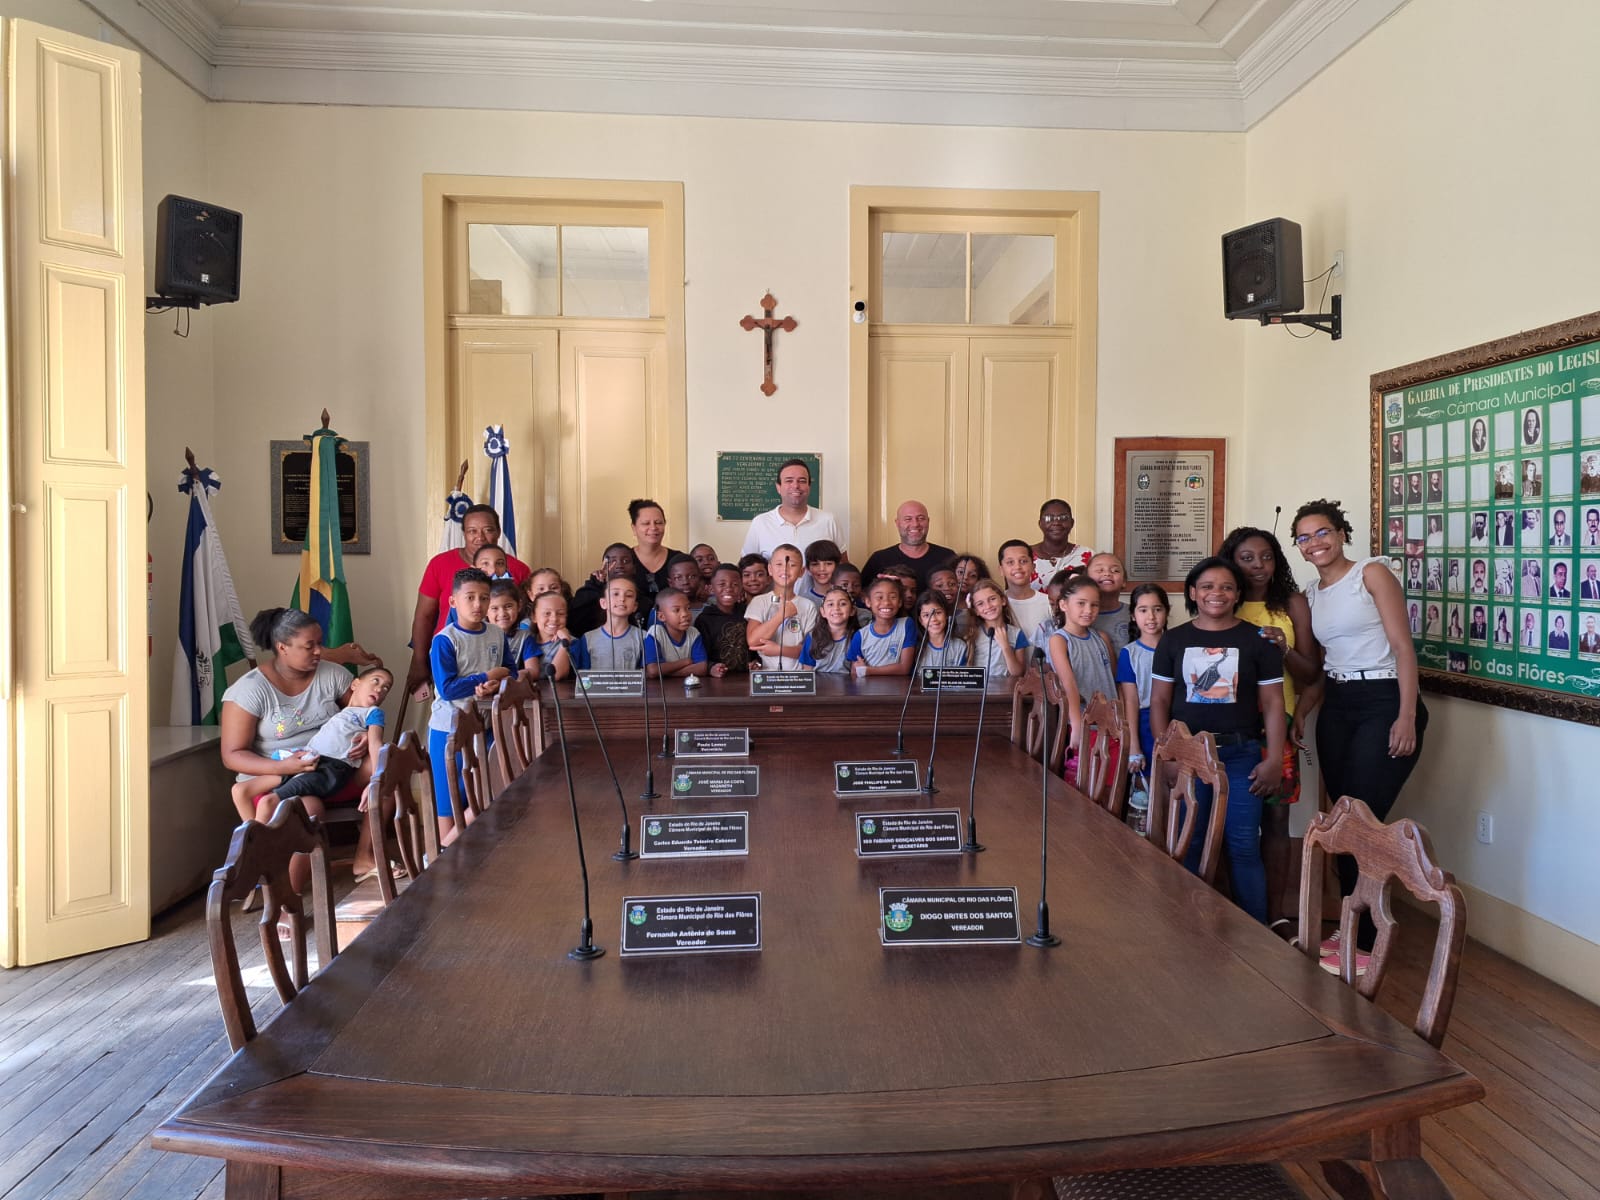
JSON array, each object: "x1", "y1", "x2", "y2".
[{"x1": 1476, "y1": 812, "x2": 1494, "y2": 844}]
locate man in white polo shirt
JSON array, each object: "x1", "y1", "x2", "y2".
[{"x1": 741, "y1": 458, "x2": 845, "y2": 560}]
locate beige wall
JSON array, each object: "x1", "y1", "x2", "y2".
[
  {"x1": 201, "y1": 107, "x2": 1246, "y2": 680},
  {"x1": 1243, "y1": 0, "x2": 1600, "y2": 968}
]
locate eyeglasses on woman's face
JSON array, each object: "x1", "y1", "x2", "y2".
[{"x1": 1293, "y1": 526, "x2": 1335, "y2": 546}]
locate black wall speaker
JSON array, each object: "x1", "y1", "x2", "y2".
[
  {"x1": 154, "y1": 195, "x2": 242, "y2": 305},
  {"x1": 1221, "y1": 218, "x2": 1302, "y2": 319}
]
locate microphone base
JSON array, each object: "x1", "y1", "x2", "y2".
[
  {"x1": 568, "y1": 944, "x2": 606, "y2": 960},
  {"x1": 962, "y1": 838, "x2": 986, "y2": 853},
  {"x1": 920, "y1": 784, "x2": 940, "y2": 795},
  {"x1": 1025, "y1": 931, "x2": 1061, "y2": 948},
  {"x1": 640, "y1": 769, "x2": 660, "y2": 801},
  {"x1": 889, "y1": 744, "x2": 909, "y2": 758},
  {"x1": 612, "y1": 849, "x2": 640, "y2": 862}
]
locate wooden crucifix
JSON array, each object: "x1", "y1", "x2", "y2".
[{"x1": 739, "y1": 292, "x2": 797, "y2": 396}]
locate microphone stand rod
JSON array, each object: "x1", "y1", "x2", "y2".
[
  {"x1": 922, "y1": 633, "x2": 943, "y2": 795},
  {"x1": 546, "y1": 664, "x2": 603, "y2": 960},
  {"x1": 891, "y1": 624, "x2": 928, "y2": 757},
  {"x1": 1026, "y1": 649, "x2": 1060, "y2": 948},
  {"x1": 637, "y1": 630, "x2": 659, "y2": 800},
  {"x1": 569, "y1": 642, "x2": 637, "y2": 861},
  {"x1": 963, "y1": 631, "x2": 994, "y2": 853}
]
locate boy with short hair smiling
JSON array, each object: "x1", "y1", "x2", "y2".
[
  {"x1": 696, "y1": 563, "x2": 751, "y2": 674},
  {"x1": 430, "y1": 567, "x2": 515, "y2": 843},
  {"x1": 572, "y1": 575, "x2": 645, "y2": 670},
  {"x1": 999, "y1": 538, "x2": 1051, "y2": 640},
  {"x1": 798, "y1": 539, "x2": 842, "y2": 605},
  {"x1": 646, "y1": 588, "x2": 718, "y2": 677},
  {"x1": 739, "y1": 552, "x2": 771, "y2": 601}
]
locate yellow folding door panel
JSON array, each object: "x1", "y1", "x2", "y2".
[{"x1": 6, "y1": 20, "x2": 149, "y2": 964}]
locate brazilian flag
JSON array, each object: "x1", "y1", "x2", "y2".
[{"x1": 290, "y1": 424, "x2": 354, "y2": 656}]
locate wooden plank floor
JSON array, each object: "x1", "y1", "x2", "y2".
[{"x1": 2, "y1": 896, "x2": 1597, "y2": 1200}]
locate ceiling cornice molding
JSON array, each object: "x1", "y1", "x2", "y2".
[
  {"x1": 210, "y1": 29, "x2": 1241, "y2": 102},
  {"x1": 123, "y1": 0, "x2": 1412, "y2": 133}
]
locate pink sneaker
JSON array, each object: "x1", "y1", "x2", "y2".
[
  {"x1": 1320, "y1": 949, "x2": 1370, "y2": 977},
  {"x1": 1319, "y1": 930, "x2": 1341, "y2": 957}
]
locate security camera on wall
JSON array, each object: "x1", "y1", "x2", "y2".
[{"x1": 1221, "y1": 216, "x2": 1340, "y2": 340}]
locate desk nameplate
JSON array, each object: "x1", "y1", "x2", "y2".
[
  {"x1": 834, "y1": 760, "x2": 920, "y2": 796},
  {"x1": 577, "y1": 670, "x2": 645, "y2": 698},
  {"x1": 675, "y1": 727, "x2": 751, "y2": 757},
  {"x1": 879, "y1": 886, "x2": 1022, "y2": 946},
  {"x1": 856, "y1": 810, "x2": 964, "y2": 857},
  {"x1": 750, "y1": 670, "x2": 816, "y2": 696},
  {"x1": 620, "y1": 891, "x2": 762, "y2": 956},
  {"x1": 670, "y1": 765, "x2": 760, "y2": 798},
  {"x1": 918, "y1": 666, "x2": 987, "y2": 693},
  {"x1": 640, "y1": 813, "x2": 749, "y2": 859}
]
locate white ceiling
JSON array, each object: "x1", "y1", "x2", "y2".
[{"x1": 101, "y1": 0, "x2": 1411, "y2": 131}]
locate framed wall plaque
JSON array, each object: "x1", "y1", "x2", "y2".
[
  {"x1": 1372, "y1": 309, "x2": 1600, "y2": 726},
  {"x1": 270, "y1": 438, "x2": 370, "y2": 555},
  {"x1": 1113, "y1": 437, "x2": 1227, "y2": 592}
]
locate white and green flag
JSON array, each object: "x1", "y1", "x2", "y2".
[{"x1": 171, "y1": 465, "x2": 255, "y2": 724}]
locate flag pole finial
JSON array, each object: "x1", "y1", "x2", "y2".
[
  {"x1": 183, "y1": 447, "x2": 199, "y2": 478},
  {"x1": 454, "y1": 459, "x2": 469, "y2": 491},
  {"x1": 319, "y1": 408, "x2": 331, "y2": 430}
]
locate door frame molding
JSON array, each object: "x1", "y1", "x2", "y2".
[
  {"x1": 422, "y1": 175, "x2": 686, "y2": 569},
  {"x1": 847, "y1": 186, "x2": 1099, "y2": 553}
]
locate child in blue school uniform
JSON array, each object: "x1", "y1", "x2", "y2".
[
  {"x1": 430, "y1": 568, "x2": 516, "y2": 845},
  {"x1": 846, "y1": 576, "x2": 917, "y2": 676},
  {"x1": 1117, "y1": 583, "x2": 1170, "y2": 775},
  {"x1": 571, "y1": 575, "x2": 645, "y2": 670},
  {"x1": 645, "y1": 588, "x2": 717, "y2": 678}
]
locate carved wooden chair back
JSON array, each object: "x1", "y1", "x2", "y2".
[
  {"x1": 1150, "y1": 721, "x2": 1227, "y2": 885},
  {"x1": 491, "y1": 675, "x2": 542, "y2": 784},
  {"x1": 444, "y1": 703, "x2": 491, "y2": 826},
  {"x1": 1295, "y1": 796, "x2": 1467, "y2": 1047},
  {"x1": 1075, "y1": 690, "x2": 1130, "y2": 817},
  {"x1": 1009, "y1": 670, "x2": 1069, "y2": 771},
  {"x1": 206, "y1": 798, "x2": 336, "y2": 1051},
  {"x1": 365, "y1": 731, "x2": 436, "y2": 905}
]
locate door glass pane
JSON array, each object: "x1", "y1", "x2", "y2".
[
  {"x1": 561, "y1": 226, "x2": 650, "y2": 318},
  {"x1": 467, "y1": 224, "x2": 557, "y2": 315},
  {"x1": 970, "y1": 234, "x2": 1054, "y2": 325},
  {"x1": 881, "y1": 231, "x2": 966, "y2": 324}
]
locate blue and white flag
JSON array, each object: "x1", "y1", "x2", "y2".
[
  {"x1": 171, "y1": 466, "x2": 255, "y2": 725},
  {"x1": 484, "y1": 424, "x2": 517, "y2": 560},
  {"x1": 438, "y1": 486, "x2": 471, "y2": 553}
]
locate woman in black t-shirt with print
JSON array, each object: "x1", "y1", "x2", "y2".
[{"x1": 1150, "y1": 556, "x2": 1287, "y2": 925}]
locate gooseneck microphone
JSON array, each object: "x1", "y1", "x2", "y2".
[
  {"x1": 544, "y1": 659, "x2": 603, "y2": 960},
  {"x1": 922, "y1": 628, "x2": 945, "y2": 795},
  {"x1": 1272, "y1": 504, "x2": 1283, "y2": 537},
  {"x1": 963, "y1": 627, "x2": 996, "y2": 853},
  {"x1": 637, "y1": 629, "x2": 660, "y2": 801},
  {"x1": 891, "y1": 623, "x2": 929, "y2": 756},
  {"x1": 1025, "y1": 647, "x2": 1060, "y2": 949},
  {"x1": 566, "y1": 639, "x2": 636, "y2": 862},
  {"x1": 654, "y1": 626, "x2": 673, "y2": 759}
]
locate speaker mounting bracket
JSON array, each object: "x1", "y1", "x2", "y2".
[
  {"x1": 1260, "y1": 293, "x2": 1341, "y2": 341},
  {"x1": 146, "y1": 295, "x2": 203, "y2": 312}
]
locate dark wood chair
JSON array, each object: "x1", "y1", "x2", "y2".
[
  {"x1": 1056, "y1": 799, "x2": 1468, "y2": 1199},
  {"x1": 1009, "y1": 670, "x2": 1069, "y2": 771},
  {"x1": 365, "y1": 731, "x2": 437, "y2": 906},
  {"x1": 445, "y1": 702, "x2": 492, "y2": 828},
  {"x1": 1149, "y1": 720, "x2": 1227, "y2": 885},
  {"x1": 1295, "y1": 795, "x2": 1467, "y2": 1046},
  {"x1": 1075, "y1": 690, "x2": 1129, "y2": 817},
  {"x1": 491, "y1": 674, "x2": 542, "y2": 785},
  {"x1": 206, "y1": 798, "x2": 337, "y2": 1052}
]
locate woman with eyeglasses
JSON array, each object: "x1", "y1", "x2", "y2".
[{"x1": 1290, "y1": 498, "x2": 1427, "y2": 977}]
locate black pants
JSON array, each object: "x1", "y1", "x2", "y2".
[{"x1": 1315, "y1": 679, "x2": 1428, "y2": 948}]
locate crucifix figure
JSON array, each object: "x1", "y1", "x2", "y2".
[{"x1": 739, "y1": 292, "x2": 797, "y2": 396}]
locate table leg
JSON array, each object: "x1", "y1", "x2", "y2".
[
  {"x1": 225, "y1": 1161, "x2": 281, "y2": 1199},
  {"x1": 1320, "y1": 1120, "x2": 1454, "y2": 1200}
]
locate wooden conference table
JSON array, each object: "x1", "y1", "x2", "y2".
[{"x1": 155, "y1": 704, "x2": 1481, "y2": 1198}]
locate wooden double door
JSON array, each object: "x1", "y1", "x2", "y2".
[
  {"x1": 452, "y1": 322, "x2": 668, "y2": 582},
  {"x1": 868, "y1": 331, "x2": 1079, "y2": 560}
]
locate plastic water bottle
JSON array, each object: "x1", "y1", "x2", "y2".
[{"x1": 1126, "y1": 770, "x2": 1150, "y2": 837}]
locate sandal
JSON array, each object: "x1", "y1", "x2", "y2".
[
  {"x1": 1268, "y1": 917, "x2": 1295, "y2": 942},
  {"x1": 353, "y1": 862, "x2": 406, "y2": 884}
]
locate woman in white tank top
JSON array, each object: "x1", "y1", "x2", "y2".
[{"x1": 1292, "y1": 499, "x2": 1428, "y2": 972}]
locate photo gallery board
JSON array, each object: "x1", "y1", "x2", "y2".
[{"x1": 1372, "y1": 310, "x2": 1600, "y2": 726}]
